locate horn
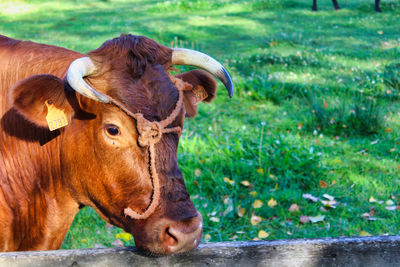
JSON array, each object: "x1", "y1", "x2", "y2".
[
  {"x1": 66, "y1": 57, "x2": 110, "y2": 103},
  {"x1": 171, "y1": 48, "x2": 234, "y2": 98}
]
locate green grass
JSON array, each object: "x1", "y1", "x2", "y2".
[{"x1": 1, "y1": 0, "x2": 399, "y2": 249}]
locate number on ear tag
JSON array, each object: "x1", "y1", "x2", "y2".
[
  {"x1": 45, "y1": 100, "x2": 68, "y2": 131},
  {"x1": 193, "y1": 85, "x2": 208, "y2": 103}
]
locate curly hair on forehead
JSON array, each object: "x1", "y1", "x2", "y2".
[
  {"x1": 86, "y1": 34, "x2": 179, "y2": 121},
  {"x1": 88, "y1": 34, "x2": 172, "y2": 79}
]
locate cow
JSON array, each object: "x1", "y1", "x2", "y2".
[
  {"x1": 312, "y1": 0, "x2": 382, "y2": 12},
  {"x1": 0, "y1": 34, "x2": 233, "y2": 254}
]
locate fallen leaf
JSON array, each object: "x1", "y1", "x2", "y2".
[
  {"x1": 300, "y1": 215, "x2": 310, "y2": 224},
  {"x1": 303, "y1": 193, "x2": 319, "y2": 202},
  {"x1": 194, "y1": 169, "x2": 201, "y2": 177},
  {"x1": 116, "y1": 232, "x2": 132, "y2": 242},
  {"x1": 319, "y1": 180, "x2": 329, "y2": 188},
  {"x1": 321, "y1": 200, "x2": 338, "y2": 208},
  {"x1": 223, "y1": 177, "x2": 235, "y2": 185},
  {"x1": 210, "y1": 217, "x2": 220, "y2": 222},
  {"x1": 252, "y1": 200, "x2": 264, "y2": 209},
  {"x1": 369, "y1": 196, "x2": 384, "y2": 204},
  {"x1": 297, "y1": 123, "x2": 303, "y2": 130},
  {"x1": 362, "y1": 213, "x2": 377, "y2": 221},
  {"x1": 322, "y1": 194, "x2": 334, "y2": 201},
  {"x1": 269, "y1": 174, "x2": 277, "y2": 180},
  {"x1": 249, "y1": 191, "x2": 258, "y2": 197},
  {"x1": 204, "y1": 234, "x2": 211, "y2": 241},
  {"x1": 258, "y1": 230, "x2": 269, "y2": 239},
  {"x1": 274, "y1": 182, "x2": 279, "y2": 190},
  {"x1": 288, "y1": 203, "x2": 299, "y2": 212},
  {"x1": 386, "y1": 200, "x2": 395, "y2": 206},
  {"x1": 241, "y1": 180, "x2": 251, "y2": 187},
  {"x1": 384, "y1": 128, "x2": 392, "y2": 133},
  {"x1": 361, "y1": 213, "x2": 370, "y2": 218},
  {"x1": 360, "y1": 230, "x2": 371, "y2": 236},
  {"x1": 237, "y1": 207, "x2": 246, "y2": 217},
  {"x1": 268, "y1": 198, "x2": 277, "y2": 207},
  {"x1": 223, "y1": 201, "x2": 234, "y2": 216},
  {"x1": 229, "y1": 235, "x2": 238, "y2": 240},
  {"x1": 309, "y1": 215, "x2": 325, "y2": 223},
  {"x1": 257, "y1": 168, "x2": 264, "y2": 175},
  {"x1": 251, "y1": 214, "x2": 262, "y2": 225},
  {"x1": 323, "y1": 101, "x2": 328, "y2": 109},
  {"x1": 111, "y1": 239, "x2": 124, "y2": 247}
]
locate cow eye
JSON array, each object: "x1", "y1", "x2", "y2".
[{"x1": 105, "y1": 125, "x2": 120, "y2": 136}]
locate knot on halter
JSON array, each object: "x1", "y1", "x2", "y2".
[{"x1": 136, "y1": 114, "x2": 163, "y2": 147}]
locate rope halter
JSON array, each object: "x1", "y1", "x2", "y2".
[{"x1": 106, "y1": 82, "x2": 184, "y2": 220}]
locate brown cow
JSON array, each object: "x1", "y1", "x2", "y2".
[{"x1": 0, "y1": 34, "x2": 233, "y2": 254}]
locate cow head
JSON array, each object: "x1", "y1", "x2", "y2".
[{"x1": 10, "y1": 34, "x2": 233, "y2": 254}]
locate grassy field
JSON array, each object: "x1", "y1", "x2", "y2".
[{"x1": 0, "y1": 0, "x2": 399, "y2": 249}]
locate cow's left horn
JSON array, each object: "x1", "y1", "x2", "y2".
[
  {"x1": 67, "y1": 57, "x2": 110, "y2": 103},
  {"x1": 171, "y1": 48, "x2": 234, "y2": 98}
]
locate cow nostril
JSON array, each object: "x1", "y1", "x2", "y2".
[
  {"x1": 163, "y1": 227, "x2": 178, "y2": 247},
  {"x1": 161, "y1": 214, "x2": 203, "y2": 254}
]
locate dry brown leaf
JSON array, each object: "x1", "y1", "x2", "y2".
[
  {"x1": 251, "y1": 214, "x2": 262, "y2": 225},
  {"x1": 288, "y1": 203, "x2": 299, "y2": 212},
  {"x1": 111, "y1": 239, "x2": 124, "y2": 247},
  {"x1": 194, "y1": 169, "x2": 201, "y2": 177},
  {"x1": 321, "y1": 200, "x2": 337, "y2": 209},
  {"x1": 303, "y1": 193, "x2": 319, "y2": 202},
  {"x1": 258, "y1": 230, "x2": 269, "y2": 239},
  {"x1": 309, "y1": 215, "x2": 325, "y2": 223},
  {"x1": 252, "y1": 200, "x2": 263, "y2": 209},
  {"x1": 249, "y1": 191, "x2": 258, "y2": 197},
  {"x1": 210, "y1": 217, "x2": 220, "y2": 222},
  {"x1": 319, "y1": 180, "x2": 329, "y2": 188},
  {"x1": 268, "y1": 198, "x2": 277, "y2": 207},
  {"x1": 360, "y1": 230, "x2": 371, "y2": 236},
  {"x1": 204, "y1": 234, "x2": 211, "y2": 241},
  {"x1": 300, "y1": 216, "x2": 310, "y2": 224},
  {"x1": 237, "y1": 207, "x2": 246, "y2": 217},
  {"x1": 223, "y1": 177, "x2": 235, "y2": 185},
  {"x1": 241, "y1": 180, "x2": 251, "y2": 187},
  {"x1": 322, "y1": 194, "x2": 334, "y2": 201}
]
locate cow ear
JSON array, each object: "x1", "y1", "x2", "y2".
[
  {"x1": 174, "y1": 70, "x2": 217, "y2": 118},
  {"x1": 10, "y1": 74, "x2": 73, "y2": 128}
]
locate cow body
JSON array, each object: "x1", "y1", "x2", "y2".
[
  {"x1": 0, "y1": 36, "x2": 82, "y2": 250},
  {"x1": 0, "y1": 34, "x2": 230, "y2": 253}
]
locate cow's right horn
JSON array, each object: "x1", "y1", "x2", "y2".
[
  {"x1": 171, "y1": 48, "x2": 234, "y2": 98},
  {"x1": 67, "y1": 57, "x2": 110, "y2": 103}
]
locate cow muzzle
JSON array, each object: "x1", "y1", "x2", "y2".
[
  {"x1": 134, "y1": 212, "x2": 203, "y2": 255},
  {"x1": 160, "y1": 213, "x2": 203, "y2": 254}
]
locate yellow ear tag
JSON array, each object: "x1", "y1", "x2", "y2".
[
  {"x1": 45, "y1": 100, "x2": 68, "y2": 131},
  {"x1": 193, "y1": 85, "x2": 208, "y2": 104}
]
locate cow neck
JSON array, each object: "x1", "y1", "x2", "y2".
[{"x1": 106, "y1": 87, "x2": 183, "y2": 220}]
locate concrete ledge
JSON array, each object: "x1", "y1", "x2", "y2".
[{"x1": 1, "y1": 235, "x2": 400, "y2": 266}]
